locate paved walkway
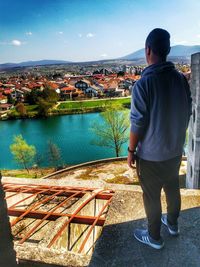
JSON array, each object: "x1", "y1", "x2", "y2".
[{"x1": 89, "y1": 190, "x2": 200, "y2": 267}]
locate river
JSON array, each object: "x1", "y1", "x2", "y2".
[{"x1": 0, "y1": 113, "x2": 129, "y2": 169}]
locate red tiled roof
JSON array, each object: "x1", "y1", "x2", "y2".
[
  {"x1": 3, "y1": 89, "x2": 12, "y2": 94},
  {"x1": 0, "y1": 103, "x2": 12, "y2": 108},
  {"x1": 61, "y1": 86, "x2": 75, "y2": 91}
]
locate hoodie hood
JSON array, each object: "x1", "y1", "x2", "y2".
[{"x1": 142, "y1": 61, "x2": 175, "y2": 77}]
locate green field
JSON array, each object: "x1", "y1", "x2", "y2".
[
  {"x1": 57, "y1": 98, "x2": 131, "y2": 110},
  {"x1": 4, "y1": 98, "x2": 131, "y2": 120}
]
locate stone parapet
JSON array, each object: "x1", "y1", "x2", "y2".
[{"x1": 187, "y1": 52, "x2": 200, "y2": 188}]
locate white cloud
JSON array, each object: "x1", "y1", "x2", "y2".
[
  {"x1": 86, "y1": 33, "x2": 95, "y2": 38},
  {"x1": 197, "y1": 34, "x2": 200, "y2": 38},
  {"x1": 100, "y1": 53, "x2": 108, "y2": 58},
  {"x1": 78, "y1": 33, "x2": 82, "y2": 38},
  {"x1": 58, "y1": 31, "x2": 63, "y2": 35},
  {"x1": 12, "y1": 40, "x2": 22, "y2": 46},
  {"x1": 0, "y1": 39, "x2": 26, "y2": 46},
  {"x1": 26, "y1": 32, "x2": 32, "y2": 36}
]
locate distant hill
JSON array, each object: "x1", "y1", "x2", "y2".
[
  {"x1": 0, "y1": 59, "x2": 71, "y2": 70},
  {"x1": 1, "y1": 45, "x2": 200, "y2": 71},
  {"x1": 121, "y1": 45, "x2": 200, "y2": 61}
]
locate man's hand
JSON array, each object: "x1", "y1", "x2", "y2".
[
  {"x1": 127, "y1": 151, "x2": 136, "y2": 169},
  {"x1": 128, "y1": 131, "x2": 139, "y2": 169}
]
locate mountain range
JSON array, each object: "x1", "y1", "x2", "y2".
[
  {"x1": 0, "y1": 59, "x2": 71, "y2": 70},
  {"x1": 0, "y1": 45, "x2": 200, "y2": 70},
  {"x1": 121, "y1": 45, "x2": 200, "y2": 60}
]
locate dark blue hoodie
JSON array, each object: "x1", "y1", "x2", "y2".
[{"x1": 130, "y1": 61, "x2": 192, "y2": 161}]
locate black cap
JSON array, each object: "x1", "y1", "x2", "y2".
[{"x1": 145, "y1": 28, "x2": 170, "y2": 57}]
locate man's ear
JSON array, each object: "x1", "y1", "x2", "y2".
[
  {"x1": 167, "y1": 47, "x2": 171, "y2": 55},
  {"x1": 146, "y1": 46, "x2": 151, "y2": 56}
]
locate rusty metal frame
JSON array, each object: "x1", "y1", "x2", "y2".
[
  {"x1": 3, "y1": 182, "x2": 114, "y2": 252},
  {"x1": 47, "y1": 189, "x2": 105, "y2": 248}
]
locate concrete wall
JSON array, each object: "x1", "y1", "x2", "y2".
[
  {"x1": 187, "y1": 53, "x2": 200, "y2": 188},
  {"x1": 0, "y1": 176, "x2": 17, "y2": 267}
]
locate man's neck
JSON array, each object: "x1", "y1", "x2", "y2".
[{"x1": 148, "y1": 55, "x2": 166, "y2": 66}]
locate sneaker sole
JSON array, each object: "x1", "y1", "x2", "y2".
[
  {"x1": 161, "y1": 217, "x2": 179, "y2": 236},
  {"x1": 134, "y1": 233, "x2": 164, "y2": 250}
]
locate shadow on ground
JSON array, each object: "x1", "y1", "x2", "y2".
[{"x1": 89, "y1": 191, "x2": 200, "y2": 267}]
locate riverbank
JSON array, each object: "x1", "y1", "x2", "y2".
[
  {"x1": 1, "y1": 168, "x2": 55, "y2": 179},
  {"x1": 2, "y1": 97, "x2": 131, "y2": 120}
]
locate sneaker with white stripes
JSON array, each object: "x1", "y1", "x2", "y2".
[
  {"x1": 161, "y1": 215, "x2": 179, "y2": 236},
  {"x1": 134, "y1": 229, "x2": 164, "y2": 250}
]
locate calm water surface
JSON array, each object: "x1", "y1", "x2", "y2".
[{"x1": 0, "y1": 113, "x2": 129, "y2": 169}]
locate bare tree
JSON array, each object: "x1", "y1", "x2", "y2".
[
  {"x1": 47, "y1": 140, "x2": 62, "y2": 170},
  {"x1": 91, "y1": 108, "x2": 129, "y2": 157}
]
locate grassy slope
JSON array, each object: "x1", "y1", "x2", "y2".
[
  {"x1": 57, "y1": 98, "x2": 131, "y2": 110},
  {"x1": 2, "y1": 168, "x2": 54, "y2": 178}
]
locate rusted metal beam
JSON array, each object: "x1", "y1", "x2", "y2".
[
  {"x1": 5, "y1": 187, "x2": 113, "y2": 200},
  {"x1": 3, "y1": 183, "x2": 101, "y2": 192},
  {"x1": 78, "y1": 198, "x2": 112, "y2": 253},
  {"x1": 47, "y1": 189, "x2": 105, "y2": 248},
  {"x1": 8, "y1": 208, "x2": 105, "y2": 226}
]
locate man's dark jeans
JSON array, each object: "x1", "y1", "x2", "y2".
[{"x1": 137, "y1": 156, "x2": 182, "y2": 240}]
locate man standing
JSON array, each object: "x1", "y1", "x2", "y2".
[{"x1": 127, "y1": 28, "x2": 192, "y2": 249}]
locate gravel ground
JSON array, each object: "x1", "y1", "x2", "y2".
[{"x1": 2, "y1": 159, "x2": 187, "y2": 190}]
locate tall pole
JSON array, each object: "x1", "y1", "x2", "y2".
[{"x1": 186, "y1": 53, "x2": 200, "y2": 188}]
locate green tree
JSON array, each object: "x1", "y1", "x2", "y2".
[
  {"x1": 7, "y1": 94, "x2": 15, "y2": 104},
  {"x1": 26, "y1": 85, "x2": 59, "y2": 116},
  {"x1": 37, "y1": 85, "x2": 59, "y2": 117},
  {"x1": 117, "y1": 71, "x2": 125, "y2": 77},
  {"x1": 37, "y1": 97, "x2": 53, "y2": 117},
  {"x1": 91, "y1": 108, "x2": 129, "y2": 157},
  {"x1": 47, "y1": 140, "x2": 62, "y2": 170},
  {"x1": 10, "y1": 135, "x2": 36, "y2": 173},
  {"x1": 41, "y1": 85, "x2": 59, "y2": 103},
  {"x1": 26, "y1": 89, "x2": 42, "y2": 105}
]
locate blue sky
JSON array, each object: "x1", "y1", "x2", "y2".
[{"x1": 0, "y1": 0, "x2": 200, "y2": 63}]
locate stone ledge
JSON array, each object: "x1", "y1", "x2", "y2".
[{"x1": 15, "y1": 243, "x2": 90, "y2": 267}]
